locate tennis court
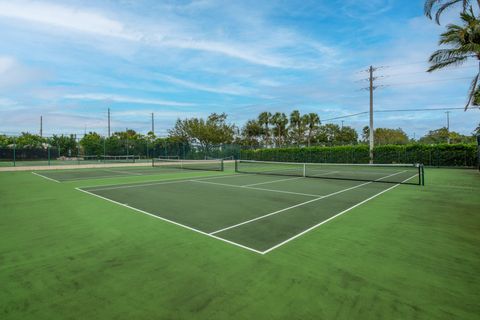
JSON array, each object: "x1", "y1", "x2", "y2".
[
  {"x1": 32, "y1": 159, "x2": 226, "y2": 182},
  {"x1": 76, "y1": 160, "x2": 423, "y2": 253}
]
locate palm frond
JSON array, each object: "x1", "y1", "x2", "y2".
[
  {"x1": 435, "y1": 0, "x2": 464, "y2": 24},
  {"x1": 428, "y1": 52, "x2": 469, "y2": 71},
  {"x1": 465, "y1": 73, "x2": 479, "y2": 109},
  {"x1": 424, "y1": 0, "x2": 438, "y2": 19}
]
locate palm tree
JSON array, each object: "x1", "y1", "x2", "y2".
[
  {"x1": 428, "y1": 8, "x2": 480, "y2": 109},
  {"x1": 474, "y1": 122, "x2": 480, "y2": 134},
  {"x1": 270, "y1": 112, "x2": 288, "y2": 147},
  {"x1": 302, "y1": 113, "x2": 320, "y2": 147},
  {"x1": 242, "y1": 120, "x2": 263, "y2": 147},
  {"x1": 424, "y1": 0, "x2": 479, "y2": 24},
  {"x1": 257, "y1": 112, "x2": 272, "y2": 147},
  {"x1": 289, "y1": 110, "x2": 306, "y2": 146}
]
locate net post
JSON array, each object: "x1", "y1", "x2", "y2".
[
  {"x1": 48, "y1": 145, "x2": 51, "y2": 166},
  {"x1": 221, "y1": 159, "x2": 224, "y2": 171},
  {"x1": 303, "y1": 163, "x2": 306, "y2": 177},
  {"x1": 152, "y1": 157, "x2": 154, "y2": 167},
  {"x1": 235, "y1": 159, "x2": 238, "y2": 172},
  {"x1": 421, "y1": 164, "x2": 425, "y2": 186},
  {"x1": 13, "y1": 138, "x2": 16, "y2": 167}
]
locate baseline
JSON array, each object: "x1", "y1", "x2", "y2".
[{"x1": 31, "y1": 172, "x2": 61, "y2": 183}]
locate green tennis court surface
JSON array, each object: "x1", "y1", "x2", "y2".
[
  {"x1": 78, "y1": 171, "x2": 419, "y2": 253},
  {"x1": 1, "y1": 164, "x2": 479, "y2": 319}
]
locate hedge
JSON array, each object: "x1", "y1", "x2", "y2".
[{"x1": 239, "y1": 144, "x2": 479, "y2": 167}]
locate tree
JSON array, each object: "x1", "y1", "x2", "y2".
[
  {"x1": 375, "y1": 128, "x2": 409, "y2": 145},
  {"x1": 419, "y1": 127, "x2": 475, "y2": 143},
  {"x1": 15, "y1": 132, "x2": 47, "y2": 148},
  {"x1": 362, "y1": 127, "x2": 409, "y2": 145},
  {"x1": 362, "y1": 126, "x2": 370, "y2": 143},
  {"x1": 0, "y1": 134, "x2": 9, "y2": 147},
  {"x1": 316, "y1": 124, "x2": 341, "y2": 145},
  {"x1": 337, "y1": 126, "x2": 359, "y2": 145},
  {"x1": 270, "y1": 112, "x2": 288, "y2": 147},
  {"x1": 50, "y1": 134, "x2": 78, "y2": 157},
  {"x1": 240, "y1": 120, "x2": 264, "y2": 147},
  {"x1": 168, "y1": 113, "x2": 235, "y2": 151},
  {"x1": 303, "y1": 113, "x2": 320, "y2": 147},
  {"x1": 424, "y1": 0, "x2": 479, "y2": 24},
  {"x1": 289, "y1": 110, "x2": 306, "y2": 146},
  {"x1": 428, "y1": 8, "x2": 480, "y2": 109},
  {"x1": 80, "y1": 132, "x2": 104, "y2": 155},
  {"x1": 474, "y1": 122, "x2": 480, "y2": 134},
  {"x1": 258, "y1": 112, "x2": 272, "y2": 147}
]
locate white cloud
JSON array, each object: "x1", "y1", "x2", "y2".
[
  {"x1": 0, "y1": 0, "x2": 339, "y2": 69},
  {"x1": 0, "y1": 56, "x2": 16, "y2": 73},
  {"x1": 0, "y1": 55, "x2": 45, "y2": 90},
  {"x1": 159, "y1": 74, "x2": 253, "y2": 96},
  {"x1": 0, "y1": 1, "x2": 140, "y2": 41},
  {"x1": 64, "y1": 93, "x2": 196, "y2": 107}
]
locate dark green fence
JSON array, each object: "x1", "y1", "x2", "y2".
[
  {"x1": 1, "y1": 139, "x2": 477, "y2": 168},
  {"x1": 240, "y1": 144, "x2": 478, "y2": 168},
  {"x1": 0, "y1": 141, "x2": 242, "y2": 167}
]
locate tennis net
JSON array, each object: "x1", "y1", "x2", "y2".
[
  {"x1": 81, "y1": 155, "x2": 137, "y2": 163},
  {"x1": 152, "y1": 158, "x2": 224, "y2": 171},
  {"x1": 235, "y1": 160, "x2": 424, "y2": 185}
]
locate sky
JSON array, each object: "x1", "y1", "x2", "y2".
[{"x1": 0, "y1": 0, "x2": 479, "y2": 138}]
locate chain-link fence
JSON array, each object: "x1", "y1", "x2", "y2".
[
  {"x1": 0, "y1": 132, "x2": 477, "y2": 168},
  {"x1": 239, "y1": 144, "x2": 479, "y2": 168},
  {"x1": 0, "y1": 135, "x2": 243, "y2": 167}
]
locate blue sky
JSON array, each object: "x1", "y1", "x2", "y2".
[{"x1": 0, "y1": 0, "x2": 478, "y2": 137}]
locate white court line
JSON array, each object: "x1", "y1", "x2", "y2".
[
  {"x1": 261, "y1": 174, "x2": 418, "y2": 254},
  {"x1": 31, "y1": 172, "x2": 60, "y2": 183},
  {"x1": 242, "y1": 176, "x2": 304, "y2": 187},
  {"x1": 191, "y1": 179, "x2": 321, "y2": 197},
  {"x1": 209, "y1": 171, "x2": 407, "y2": 235},
  {"x1": 83, "y1": 173, "x2": 244, "y2": 192},
  {"x1": 75, "y1": 187, "x2": 263, "y2": 255}
]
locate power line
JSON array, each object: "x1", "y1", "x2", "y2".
[
  {"x1": 381, "y1": 65, "x2": 477, "y2": 77},
  {"x1": 322, "y1": 106, "x2": 479, "y2": 122},
  {"x1": 376, "y1": 106, "x2": 479, "y2": 112},
  {"x1": 382, "y1": 76, "x2": 473, "y2": 86},
  {"x1": 381, "y1": 55, "x2": 477, "y2": 68},
  {"x1": 323, "y1": 112, "x2": 369, "y2": 121}
]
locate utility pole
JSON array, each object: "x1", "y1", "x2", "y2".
[
  {"x1": 360, "y1": 65, "x2": 383, "y2": 163},
  {"x1": 369, "y1": 66, "x2": 374, "y2": 164},
  {"x1": 151, "y1": 113, "x2": 154, "y2": 134},
  {"x1": 107, "y1": 108, "x2": 111, "y2": 137},
  {"x1": 341, "y1": 120, "x2": 344, "y2": 129},
  {"x1": 446, "y1": 111, "x2": 450, "y2": 144},
  {"x1": 40, "y1": 116, "x2": 43, "y2": 137}
]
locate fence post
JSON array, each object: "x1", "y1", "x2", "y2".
[
  {"x1": 48, "y1": 145, "x2": 51, "y2": 165},
  {"x1": 13, "y1": 138, "x2": 16, "y2": 167},
  {"x1": 103, "y1": 138, "x2": 106, "y2": 163}
]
